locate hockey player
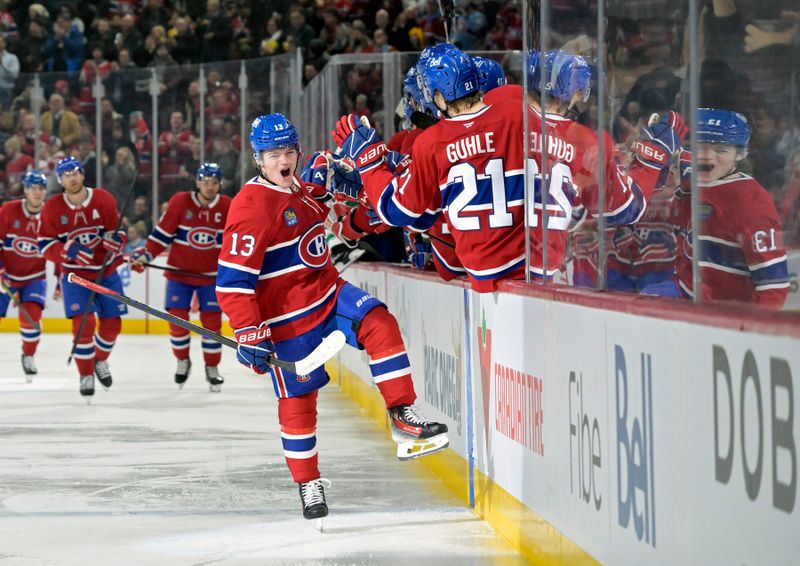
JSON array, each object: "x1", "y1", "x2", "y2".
[
  {"x1": 649, "y1": 109, "x2": 789, "y2": 307},
  {"x1": 472, "y1": 55, "x2": 506, "y2": 93},
  {"x1": 129, "y1": 163, "x2": 231, "y2": 390},
  {"x1": 216, "y1": 114, "x2": 448, "y2": 525},
  {"x1": 38, "y1": 156, "x2": 128, "y2": 400},
  {"x1": 0, "y1": 170, "x2": 48, "y2": 378}
]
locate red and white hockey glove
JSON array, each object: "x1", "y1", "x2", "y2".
[
  {"x1": 128, "y1": 247, "x2": 153, "y2": 273},
  {"x1": 632, "y1": 111, "x2": 687, "y2": 170},
  {"x1": 102, "y1": 229, "x2": 128, "y2": 256},
  {"x1": 234, "y1": 325, "x2": 275, "y2": 374},
  {"x1": 336, "y1": 114, "x2": 387, "y2": 173},
  {"x1": 62, "y1": 239, "x2": 95, "y2": 266}
]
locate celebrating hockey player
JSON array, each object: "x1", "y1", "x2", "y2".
[
  {"x1": 648, "y1": 109, "x2": 789, "y2": 307},
  {"x1": 38, "y1": 156, "x2": 128, "y2": 400},
  {"x1": 129, "y1": 162, "x2": 231, "y2": 391},
  {"x1": 0, "y1": 170, "x2": 48, "y2": 378},
  {"x1": 216, "y1": 113, "x2": 448, "y2": 526}
]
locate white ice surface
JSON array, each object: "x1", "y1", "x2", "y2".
[{"x1": 0, "y1": 334, "x2": 525, "y2": 565}]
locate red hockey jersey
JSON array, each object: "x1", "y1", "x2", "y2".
[
  {"x1": 39, "y1": 187, "x2": 123, "y2": 278},
  {"x1": 146, "y1": 191, "x2": 231, "y2": 286},
  {"x1": 216, "y1": 176, "x2": 341, "y2": 341},
  {"x1": 671, "y1": 172, "x2": 789, "y2": 308},
  {"x1": 0, "y1": 199, "x2": 46, "y2": 283}
]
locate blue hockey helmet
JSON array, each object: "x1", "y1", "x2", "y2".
[
  {"x1": 472, "y1": 56, "x2": 506, "y2": 93},
  {"x1": 403, "y1": 66, "x2": 440, "y2": 120},
  {"x1": 196, "y1": 162, "x2": 223, "y2": 180},
  {"x1": 23, "y1": 169, "x2": 48, "y2": 189},
  {"x1": 527, "y1": 49, "x2": 592, "y2": 105},
  {"x1": 418, "y1": 44, "x2": 480, "y2": 104},
  {"x1": 55, "y1": 156, "x2": 84, "y2": 181},
  {"x1": 249, "y1": 113, "x2": 300, "y2": 154},
  {"x1": 696, "y1": 108, "x2": 750, "y2": 148}
]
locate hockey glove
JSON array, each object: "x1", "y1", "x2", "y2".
[
  {"x1": 403, "y1": 230, "x2": 433, "y2": 270},
  {"x1": 62, "y1": 239, "x2": 95, "y2": 266},
  {"x1": 332, "y1": 113, "x2": 371, "y2": 148},
  {"x1": 632, "y1": 111, "x2": 687, "y2": 170},
  {"x1": 300, "y1": 151, "x2": 333, "y2": 201},
  {"x1": 329, "y1": 157, "x2": 362, "y2": 203},
  {"x1": 234, "y1": 325, "x2": 275, "y2": 374},
  {"x1": 128, "y1": 247, "x2": 153, "y2": 273},
  {"x1": 386, "y1": 150, "x2": 411, "y2": 175},
  {"x1": 102, "y1": 229, "x2": 128, "y2": 256},
  {"x1": 337, "y1": 115, "x2": 387, "y2": 173}
]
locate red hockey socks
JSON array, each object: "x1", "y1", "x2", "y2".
[
  {"x1": 94, "y1": 317, "x2": 121, "y2": 362},
  {"x1": 19, "y1": 302, "x2": 43, "y2": 356},
  {"x1": 72, "y1": 314, "x2": 97, "y2": 376},
  {"x1": 199, "y1": 311, "x2": 222, "y2": 367},
  {"x1": 167, "y1": 308, "x2": 191, "y2": 360},
  {"x1": 357, "y1": 307, "x2": 416, "y2": 408},
  {"x1": 278, "y1": 391, "x2": 320, "y2": 484}
]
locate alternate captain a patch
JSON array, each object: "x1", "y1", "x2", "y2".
[{"x1": 283, "y1": 208, "x2": 298, "y2": 226}]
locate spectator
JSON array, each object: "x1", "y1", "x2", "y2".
[
  {"x1": 260, "y1": 15, "x2": 288, "y2": 56},
  {"x1": 303, "y1": 63, "x2": 318, "y2": 86},
  {"x1": 104, "y1": 118, "x2": 137, "y2": 167},
  {"x1": 106, "y1": 146, "x2": 138, "y2": 208},
  {"x1": 178, "y1": 136, "x2": 202, "y2": 191},
  {"x1": 77, "y1": 44, "x2": 114, "y2": 116},
  {"x1": 140, "y1": 0, "x2": 171, "y2": 33},
  {"x1": 74, "y1": 136, "x2": 98, "y2": 186},
  {"x1": 104, "y1": 48, "x2": 139, "y2": 117},
  {"x1": 44, "y1": 12, "x2": 84, "y2": 74},
  {"x1": 86, "y1": 17, "x2": 117, "y2": 61},
  {"x1": 115, "y1": 14, "x2": 145, "y2": 65},
  {"x1": 125, "y1": 221, "x2": 147, "y2": 254},
  {"x1": 320, "y1": 9, "x2": 350, "y2": 55},
  {"x1": 288, "y1": 8, "x2": 316, "y2": 57},
  {"x1": 170, "y1": 17, "x2": 198, "y2": 64},
  {"x1": 347, "y1": 19, "x2": 372, "y2": 53},
  {"x1": 143, "y1": 25, "x2": 168, "y2": 62},
  {"x1": 41, "y1": 93, "x2": 80, "y2": 148},
  {"x1": 19, "y1": 19, "x2": 48, "y2": 73},
  {"x1": 158, "y1": 111, "x2": 191, "y2": 198},
  {"x1": 200, "y1": 0, "x2": 233, "y2": 62},
  {"x1": 17, "y1": 113, "x2": 49, "y2": 158},
  {"x1": 0, "y1": 35, "x2": 19, "y2": 108},
  {"x1": 373, "y1": 28, "x2": 396, "y2": 53},
  {"x1": 3, "y1": 136, "x2": 33, "y2": 199},
  {"x1": 388, "y1": 10, "x2": 417, "y2": 52},
  {"x1": 183, "y1": 80, "x2": 202, "y2": 134},
  {"x1": 127, "y1": 194, "x2": 153, "y2": 233}
]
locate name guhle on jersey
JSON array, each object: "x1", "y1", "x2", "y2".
[{"x1": 445, "y1": 132, "x2": 496, "y2": 163}]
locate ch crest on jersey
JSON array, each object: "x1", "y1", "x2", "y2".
[
  {"x1": 12, "y1": 237, "x2": 40, "y2": 257},
  {"x1": 284, "y1": 208, "x2": 299, "y2": 226},
  {"x1": 297, "y1": 224, "x2": 329, "y2": 268},
  {"x1": 187, "y1": 227, "x2": 218, "y2": 250}
]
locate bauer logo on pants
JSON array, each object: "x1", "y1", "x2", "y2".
[{"x1": 298, "y1": 224, "x2": 329, "y2": 269}]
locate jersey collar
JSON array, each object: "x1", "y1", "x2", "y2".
[
  {"x1": 191, "y1": 191, "x2": 221, "y2": 208},
  {"x1": 20, "y1": 199, "x2": 42, "y2": 219},
  {"x1": 61, "y1": 187, "x2": 93, "y2": 210},
  {"x1": 248, "y1": 175, "x2": 296, "y2": 194},
  {"x1": 446, "y1": 105, "x2": 491, "y2": 122}
]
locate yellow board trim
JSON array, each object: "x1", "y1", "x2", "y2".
[
  {"x1": 328, "y1": 357, "x2": 600, "y2": 565},
  {"x1": 0, "y1": 318, "x2": 234, "y2": 335}
]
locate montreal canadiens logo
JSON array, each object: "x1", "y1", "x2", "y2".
[
  {"x1": 70, "y1": 226, "x2": 100, "y2": 247},
  {"x1": 187, "y1": 227, "x2": 218, "y2": 250},
  {"x1": 12, "y1": 237, "x2": 40, "y2": 257},
  {"x1": 296, "y1": 373, "x2": 311, "y2": 383},
  {"x1": 297, "y1": 224, "x2": 329, "y2": 268}
]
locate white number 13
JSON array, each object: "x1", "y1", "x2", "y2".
[{"x1": 230, "y1": 232, "x2": 255, "y2": 256}]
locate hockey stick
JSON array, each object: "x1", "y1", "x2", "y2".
[
  {"x1": 0, "y1": 279, "x2": 39, "y2": 331},
  {"x1": 67, "y1": 174, "x2": 139, "y2": 365},
  {"x1": 141, "y1": 262, "x2": 216, "y2": 279},
  {"x1": 66, "y1": 273, "x2": 346, "y2": 375}
]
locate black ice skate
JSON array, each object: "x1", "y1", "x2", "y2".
[
  {"x1": 175, "y1": 358, "x2": 191, "y2": 388},
  {"x1": 299, "y1": 478, "x2": 331, "y2": 531},
  {"x1": 21, "y1": 354, "x2": 37, "y2": 382},
  {"x1": 80, "y1": 374, "x2": 95, "y2": 404},
  {"x1": 205, "y1": 365, "x2": 223, "y2": 393},
  {"x1": 389, "y1": 404, "x2": 449, "y2": 461},
  {"x1": 94, "y1": 360, "x2": 113, "y2": 390}
]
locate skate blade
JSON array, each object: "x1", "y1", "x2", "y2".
[
  {"x1": 312, "y1": 517, "x2": 325, "y2": 532},
  {"x1": 208, "y1": 384, "x2": 221, "y2": 393},
  {"x1": 177, "y1": 381, "x2": 186, "y2": 390},
  {"x1": 25, "y1": 375, "x2": 34, "y2": 383},
  {"x1": 83, "y1": 396, "x2": 93, "y2": 405},
  {"x1": 396, "y1": 433, "x2": 449, "y2": 461}
]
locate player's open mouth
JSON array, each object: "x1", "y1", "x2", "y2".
[
  {"x1": 280, "y1": 168, "x2": 291, "y2": 179},
  {"x1": 697, "y1": 163, "x2": 714, "y2": 173}
]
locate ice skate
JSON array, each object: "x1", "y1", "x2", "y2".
[
  {"x1": 94, "y1": 360, "x2": 113, "y2": 390},
  {"x1": 80, "y1": 374, "x2": 95, "y2": 404},
  {"x1": 299, "y1": 478, "x2": 331, "y2": 532},
  {"x1": 389, "y1": 404, "x2": 449, "y2": 461},
  {"x1": 21, "y1": 354, "x2": 37, "y2": 382},
  {"x1": 205, "y1": 365, "x2": 224, "y2": 392},
  {"x1": 175, "y1": 358, "x2": 191, "y2": 389}
]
